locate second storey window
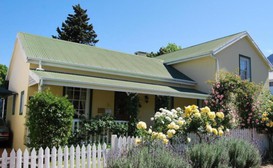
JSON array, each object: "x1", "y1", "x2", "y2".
[{"x1": 239, "y1": 55, "x2": 251, "y2": 81}]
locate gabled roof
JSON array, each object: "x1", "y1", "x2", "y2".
[
  {"x1": 157, "y1": 32, "x2": 273, "y2": 70},
  {"x1": 18, "y1": 33, "x2": 195, "y2": 85},
  {"x1": 157, "y1": 32, "x2": 246, "y2": 64}
]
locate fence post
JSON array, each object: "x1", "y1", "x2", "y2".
[{"x1": 111, "y1": 135, "x2": 117, "y2": 151}]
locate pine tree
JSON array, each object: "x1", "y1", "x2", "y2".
[{"x1": 52, "y1": 4, "x2": 99, "y2": 46}]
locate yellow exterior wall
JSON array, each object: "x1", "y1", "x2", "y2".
[
  {"x1": 216, "y1": 37, "x2": 269, "y2": 88},
  {"x1": 92, "y1": 90, "x2": 114, "y2": 117},
  {"x1": 6, "y1": 40, "x2": 30, "y2": 150},
  {"x1": 174, "y1": 97, "x2": 197, "y2": 109},
  {"x1": 173, "y1": 56, "x2": 216, "y2": 93},
  {"x1": 43, "y1": 85, "x2": 63, "y2": 96},
  {"x1": 138, "y1": 94, "x2": 155, "y2": 126}
]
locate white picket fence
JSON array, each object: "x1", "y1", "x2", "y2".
[
  {"x1": 0, "y1": 135, "x2": 137, "y2": 168},
  {"x1": 0, "y1": 129, "x2": 271, "y2": 167}
]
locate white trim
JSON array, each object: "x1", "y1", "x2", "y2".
[
  {"x1": 212, "y1": 33, "x2": 247, "y2": 55},
  {"x1": 41, "y1": 77, "x2": 208, "y2": 100},
  {"x1": 28, "y1": 71, "x2": 40, "y2": 86},
  {"x1": 165, "y1": 53, "x2": 211, "y2": 65},
  {"x1": 27, "y1": 58, "x2": 196, "y2": 86}
]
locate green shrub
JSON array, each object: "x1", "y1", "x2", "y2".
[
  {"x1": 26, "y1": 90, "x2": 74, "y2": 149},
  {"x1": 217, "y1": 138, "x2": 261, "y2": 168},
  {"x1": 186, "y1": 138, "x2": 261, "y2": 168},
  {"x1": 68, "y1": 114, "x2": 128, "y2": 145},
  {"x1": 107, "y1": 143, "x2": 191, "y2": 168},
  {"x1": 187, "y1": 142, "x2": 229, "y2": 168}
]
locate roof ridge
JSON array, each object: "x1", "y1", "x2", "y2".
[{"x1": 157, "y1": 31, "x2": 247, "y2": 58}]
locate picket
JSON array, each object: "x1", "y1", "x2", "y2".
[
  {"x1": 1, "y1": 150, "x2": 7, "y2": 168},
  {"x1": 23, "y1": 149, "x2": 29, "y2": 168},
  {"x1": 45, "y1": 147, "x2": 50, "y2": 168},
  {"x1": 16, "y1": 149, "x2": 22, "y2": 168},
  {"x1": 10, "y1": 149, "x2": 15, "y2": 168}
]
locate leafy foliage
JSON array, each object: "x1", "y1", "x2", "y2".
[
  {"x1": 52, "y1": 4, "x2": 98, "y2": 46},
  {"x1": 26, "y1": 91, "x2": 74, "y2": 149},
  {"x1": 0, "y1": 64, "x2": 8, "y2": 87},
  {"x1": 68, "y1": 114, "x2": 128, "y2": 145},
  {"x1": 147, "y1": 43, "x2": 181, "y2": 57}
]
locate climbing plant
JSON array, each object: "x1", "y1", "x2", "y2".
[{"x1": 206, "y1": 71, "x2": 267, "y2": 128}]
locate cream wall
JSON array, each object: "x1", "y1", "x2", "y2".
[
  {"x1": 6, "y1": 40, "x2": 30, "y2": 150},
  {"x1": 92, "y1": 90, "x2": 114, "y2": 117},
  {"x1": 138, "y1": 94, "x2": 155, "y2": 126},
  {"x1": 173, "y1": 56, "x2": 216, "y2": 93},
  {"x1": 174, "y1": 97, "x2": 197, "y2": 109},
  {"x1": 216, "y1": 37, "x2": 270, "y2": 88}
]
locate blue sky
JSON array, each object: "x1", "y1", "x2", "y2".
[{"x1": 1, "y1": 0, "x2": 273, "y2": 66}]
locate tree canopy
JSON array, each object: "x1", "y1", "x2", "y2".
[
  {"x1": 52, "y1": 4, "x2": 99, "y2": 46},
  {"x1": 0, "y1": 64, "x2": 8, "y2": 87},
  {"x1": 147, "y1": 43, "x2": 182, "y2": 57}
]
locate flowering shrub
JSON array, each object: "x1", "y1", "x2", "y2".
[
  {"x1": 206, "y1": 71, "x2": 266, "y2": 129},
  {"x1": 136, "y1": 105, "x2": 229, "y2": 144}
]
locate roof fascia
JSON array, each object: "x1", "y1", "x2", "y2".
[
  {"x1": 27, "y1": 58, "x2": 196, "y2": 86},
  {"x1": 40, "y1": 77, "x2": 208, "y2": 100},
  {"x1": 165, "y1": 53, "x2": 212, "y2": 65}
]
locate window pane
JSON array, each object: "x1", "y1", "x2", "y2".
[{"x1": 240, "y1": 56, "x2": 251, "y2": 80}]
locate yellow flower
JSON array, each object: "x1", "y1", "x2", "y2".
[
  {"x1": 262, "y1": 117, "x2": 269, "y2": 122},
  {"x1": 263, "y1": 112, "x2": 268, "y2": 117},
  {"x1": 193, "y1": 112, "x2": 201, "y2": 118},
  {"x1": 167, "y1": 122, "x2": 176, "y2": 129},
  {"x1": 216, "y1": 112, "x2": 225, "y2": 119},
  {"x1": 206, "y1": 125, "x2": 213, "y2": 133},
  {"x1": 201, "y1": 106, "x2": 210, "y2": 114},
  {"x1": 136, "y1": 121, "x2": 147, "y2": 130},
  {"x1": 163, "y1": 138, "x2": 169, "y2": 144},
  {"x1": 270, "y1": 121, "x2": 273, "y2": 127},
  {"x1": 212, "y1": 128, "x2": 218, "y2": 135},
  {"x1": 167, "y1": 129, "x2": 176, "y2": 138},
  {"x1": 218, "y1": 129, "x2": 224, "y2": 136},
  {"x1": 158, "y1": 132, "x2": 166, "y2": 140},
  {"x1": 185, "y1": 105, "x2": 192, "y2": 115},
  {"x1": 135, "y1": 138, "x2": 142, "y2": 145},
  {"x1": 191, "y1": 105, "x2": 198, "y2": 110},
  {"x1": 151, "y1": 132, "x2": 158, "y2": 138},
  {"x1": 174, "y1": 124, "x2": 180, "y2": 130},
  {"x1": 177, "y1": 119, "x2": 185, "y2": 126},
  {"x1": 148, "y1": 129, "x2": 152, "y2": 134},
  {"x1": 192, "y1": 109, "x2": 200, "y2": 114},
  {"x1": 208, "y1": 112, "x2": 216, "y2": 120},
  {"x1": 187, "y1": 137, "x2": 191, "y2": 143}
]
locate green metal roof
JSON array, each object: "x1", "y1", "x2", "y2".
[
  {"x1": 18, "y1": 33, "x2": 194, "y2": 83},
  {"x1": 31, "y1": 70, "x2": 208, "y2": 99},
  {"x1": 156, "y1": 32, "x2": 247, "y2": 64}
]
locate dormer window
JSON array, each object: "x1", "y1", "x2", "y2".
[{"x1": 239, "y1": 55, "x2": 251, "y2": 81}]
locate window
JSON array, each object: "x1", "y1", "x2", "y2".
[
  {"x1": 64, "y1": 87, "x2": 88, "y2": 118},
  {"x1": 239, "y1": 55, "x2": 251, "y2": 80},
  {"x1": 270, "y1": 82, "x2": 273, "y2": 87},
  {"x1": 19, "y1": 91, "x2": 24, "y2": 115},
  {"x1": 12, "y1": 95, "x2": 16, "y2": 115}
]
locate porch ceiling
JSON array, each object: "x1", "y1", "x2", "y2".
[{"x1": 30, "y1": 70, "x2": 208, "y2": 99}]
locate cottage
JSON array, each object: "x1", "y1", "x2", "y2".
[{"x1": 5, "y1": 31, "x2": 271, "y2": 149}]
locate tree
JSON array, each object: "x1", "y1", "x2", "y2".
[
  {"x1": 147, "y1": 43, "x2": 182, "y2": 57},
  {"x1": 0, "y1": 64, "x2": 8, "y2": 87},
  {"x1": 52, "y1": 4, "x2": 99, "y2": 46},
  {"x1": 26, "y1": 91, "x2": 74, "y2": 149}
]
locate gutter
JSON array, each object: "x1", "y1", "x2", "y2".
[
  {"x1": 27, "y1": 58, "x2": 197, "y2": 86},
  {"x1": 40, "y1": 77, "x2": 209, "y2": 100}
]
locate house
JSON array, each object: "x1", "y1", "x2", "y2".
[{"x1": 5, "y1": 31, "x2": 271, "y2": 150}]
